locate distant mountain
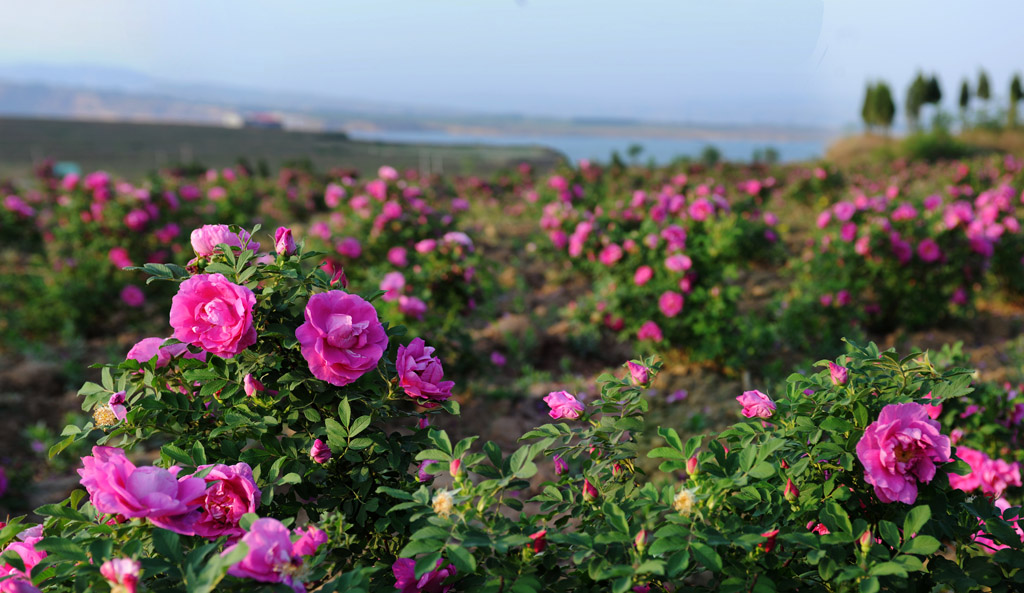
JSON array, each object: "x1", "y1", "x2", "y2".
[{"x1": 0, "y1": 63, "x2": 839, "y2": 142}]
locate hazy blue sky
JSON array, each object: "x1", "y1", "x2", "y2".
[{"x1": 2, "y1": 0, "x2": 1021, "y2": 128}]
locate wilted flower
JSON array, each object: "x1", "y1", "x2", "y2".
[
  {"x1": 759, "y1": 529, "x2": 780, "y2": 553},
  {"x1": 553, "y1": 454, "x2": 569, "y2": 475},
  {"x1": 432, "y1": 490, "x2": 454, "y2": 518},
  {"x1": 243, "y1": 374, "x2": 265, "y2": 397},
  {"x1": 673, "y1": 487, "x2": 696, "y2": 515}
]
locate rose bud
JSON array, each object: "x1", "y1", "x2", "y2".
[
  {"x1": 528, "y1": 529, "x2": 547, "y2": 553},
  {"x1": 627, "y1": 361, "x2": 650, "y2": 386},
  {"x1": 310, "y1": 439, "x2": 332, "y2": 464},
  {"x1": 784, "y1": 478, "x2": 800, "y2": 502},
  {"x1": 829, "y1": 362, "x2": 849, "y2": 386},
  {"x1": 243, "y1": 374, "x2": 265, "y2": 397},
  {"x1": 274, "y1": 226, "x2": 297, "y2": 256}
]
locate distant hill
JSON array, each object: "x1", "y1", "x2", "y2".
[{"x1": 0, "y1": 116, "x2": 565, "y2": 180}]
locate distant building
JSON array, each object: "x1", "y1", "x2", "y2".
[{"x1": 243, "y1": 112, "x2": 284, "y2": 130}]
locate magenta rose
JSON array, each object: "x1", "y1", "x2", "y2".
[
  {"x1": 224, "y1": 518, "x2": 302, "y2": 589},
  {"x1": 310, "y1": 438, "x2": 332, "y2": 464},
  {"x1": 392, "y1": 558, "x2": 456, "y2": 593},
  {"x1": 77, "y1": 446, "x2": 207, "y2": 535},
  {"x1": 396, "y1": 338, "x2": 455, "y2": 407},
  {"x1": 295, "y1": 291, "x2": 388, "y2": 386},
  {"x1": 736, "y1": 390, "x2": 775, "y2": 419},
  {"x1": 544, "y1": 390, "x2": 584, "y2": 420},
  {"x1": 274, "y1": 226, "x2": 296, "y2": 256},
  {"x1": 190, "y1": 224, "x2": 259, "y2": 257},
  {"x1": 192, "y1": 462, "x2": 261, "y2": 540},
  {"x1": 292, "y1": 525, "x2": 328, "y2": 557},
  {"x1": 856, "y1": 403, "x2": 951, "y2": 504},
  {"x1": 170, "y1": 274, "x2": 257, "y2": 359},
  {"x1": 99, "y1": 558, "x2": 140, "y2": 593}
]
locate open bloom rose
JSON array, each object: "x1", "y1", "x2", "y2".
[
  {"x1": 856, "y1": 403, "x2": 951, "y2": 504},
  {"x1": 544, "y1": 390, "x2": 584, "y2": 420},
  {"x1": 192, "y1": 462, "x2": 261, "y2": 540},
  {"x1": 78, "y1": 446, "x2": 207, "y2": 535},
  {"x1": 170, "y1": 274, "x2": 257, "y2": 359},
  {"x1": 190, "y1": 225, "x2": 259, "y2": 257},
  {"x1": 380, "y1": 272, "x2": 406, "y2": 302},
  {"x1": 224, "y1": 518, "x2": 303, "y2": 590},
  {"x1": 396, "y1": 338, "x2": 455, "y2": 407},
  {"x1": 295, "y1": 291, "x2": 388, "y2": 386},
  {"x1": 392, "y1": 558, "x2": 456, "y2": 593},
  {"x1": 736, "y1": 390, "x2": 775, "y2": 419},
  {"x1": 637, "y1": 321, "x2": 663, "y2": 342}
]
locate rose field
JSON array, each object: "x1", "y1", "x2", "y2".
[{"x1": 4, "y1": 151, "x2": 1024, "y2": 592}]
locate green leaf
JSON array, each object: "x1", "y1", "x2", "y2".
[
  {"x1": 338, "y1": 398, "x2": 352, "y2": 427},
  {"x1": 648, "y1": 447, "x2": 685, "y2": 460},
  {"x1": 821, "y1": 501, "x2": 853, "y2": 534},
  {"x1": 879, "y1": 520, "x2": 901, "y2": 549},
  {"x1": 901, "y1": 535, "x2": 941, "y2": 556},
  {"x1": 414, "y1": 551, "x2": 443, "y2": 579},
  {"x1": 349, "y1": 415, "x2": 372, "y2": 438},
  {"x1": 34, "y1": 503, "x2": 89, "y2": 523},
  {"x1": 658, "y1": 427, "x2": 684, "y2": 451},
  {"x1": 748, "y1": 462, "x2": 775, "y2": 479},
  {"x1": 35, "y1": 537, "x2": 88, "y2": 562},
  {"x1": 869, "y1": 562, "x2": 908, "y2": 577},
  {"x1": 690, "y1": 542, "x2": 722, "y2": 572},
  {"x1": 447, "y1": 545, "x2": 477, "y2": 573},
  {"x1": 603, "y1": 502, "x2": 630, "y2": 534},
  {"x1": 859, "y1": 576, "x2": 880, "y2": 593},
  {"x1": 903, "y1": 505, "x2": 931, "y2": 537}
]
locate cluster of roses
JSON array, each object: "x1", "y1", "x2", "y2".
[
  {"x1": 529, "y1": 167, "x2": 779, "y2": 348},
  {"x1": 812, "y1": 176, "x2": 1024, "y2": 312},
  {"x1": 733, "y1": 358, "x2": 1024, "y2": 556},
  {"x1": 2, "y1": 223, "x2": 461, "y2": 592}
]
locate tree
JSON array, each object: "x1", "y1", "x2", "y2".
[
  {"x1": 958, "y1": 79, "x2": 971, "y2": 124},
  {"x1": 1011, "y1": 74, "x2": 1023, "y2": 128},
  {"x1": 873, "y1": 82, "x2": 896, "y2": 133},
  {"x1": 906, "y1": 74, "x2": 927, "y2": 131},
  {"x1": 861, "y1": 83, "x2": 878, "y2": 131},
  {"x1": 924, "y1": 75, "x2": 942, "y2": 105},
  {"x1": 978, "y1": 69, "x2": 991, "y2": 101}
]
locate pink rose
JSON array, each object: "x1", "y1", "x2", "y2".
[
  {"x1": 388, "y1": 246, "x2": 409, "y2": 267},
  {"x1": 120, "y1": 285, "x2": 145, "y2": 307},
  {"x1": 190, "y1": 225, "x2": 259, "y2": 257},
  {"x1": 100, "y1": 558, "x2": 140, "y2": 593},
  {"x1": 292, "y1": 525, "x2": 327, "y2": 557},
  {"x1": 392, "y1": 558, "x2": 456, "y2": 593},
  {"x1": 274, "y1": 227, "x2": 297, "y2": 256},
  {"x1": 336, "y1": 237, "x2": 362, "y2": 258},
  {"x1": 553, "y1": 454, "x2": 569, "y2": 475},
  {"x1": 634, "y1": 265, "x2": 653, "y2": 286},
  {"x1": 380, "y1": 272, "x2": 406, "y2": 302},
  {"x1": 396, "y1": 338, "x2": 455, "y2": 407},
  {"x1": 543, "y1": 390, "x2": 584, "y2": 420},
  {"x1": 77, "y1": 446, "x2": 206, "y2": 535},
  {"x1": 295, "y1": 291, "x2": 388, "y2": 387},
  {"x1": 224, "y1": 518, "x2": 303, "y2": 590},
  {"x1": 599, "y1": 243, "x2": 623, "y2": 266},
  {"x1": 126, "y1": 337, "x2": 206, "y2": 367},
  {"x1": 637, "y1": 321, "x2": 663, "y2": 342},
  {"x1": 856, "y1": 403, "x2": 951, "y2": 504},
  {"x1": 192, "y1": 462, "x2": 261, "y2": 540},
  {"x1": 398, "y1": 295, "x2": 428, "y2": 320},
  {"x1": 310, "y1": 439, "x2": 332, "y2": 464},
  {"x1": 659, "y1": 291, "x2": 684, "y2": 317},
  {"x1": 243, "y1": 374, "x2": 265, "y2": 397},
  {"x1": 170, "y1": 274, "x2": 257, "y2": 359},
  {"x1": 736, "y1": 390, "x2": 775, "y2": 419},
  {"x1": 828, "y1": 362, "x2": 848, "y2": 385},
  {"x1": 627, "y1": 361, "x2": 649, "y2": 386},
  {"x1": 665, "y1": 254, "x2": 693, "y2": 273}
]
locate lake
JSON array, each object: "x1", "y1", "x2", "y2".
[{"x1": 348, "y1": 129, "x2": 829, "y2": 165}]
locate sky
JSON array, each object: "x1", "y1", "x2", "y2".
[{"x1": 1, "y1": 0, "x2": 1021, "y2": 129}]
